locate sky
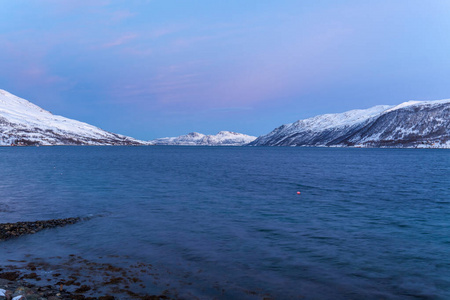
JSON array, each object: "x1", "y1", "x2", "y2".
[{"x1": 1, "y1": 0, "x2": 450, "y2": 140}]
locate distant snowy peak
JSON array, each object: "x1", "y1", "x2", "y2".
[
  {"x1": 250, "y1": 99, "x2": 450, "y2": 148},
  {"x1": 384, "y1": 98, "x2": 450, "y2": 113},
  {"x1": 0, "y1": 89, "x2": 51, "y2": 115},
  {"x1": 0, "y1": 89, "x2": 145, "y2": 146},
  {"x1": 289, "y1": 105, "x2": 391, "y2": 131},
  {"x1": 149, "y1": 131, "x2": 257, "y2": 146}
]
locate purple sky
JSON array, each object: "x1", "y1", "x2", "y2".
[{"x1": 1, "y1": 1, "x2": 450, "y2": 140}]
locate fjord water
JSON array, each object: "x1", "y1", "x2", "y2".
[{"x1": 0, "y1": 146, "x2": 449, "y2": 299}]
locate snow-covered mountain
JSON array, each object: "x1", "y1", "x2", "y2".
[
  {"x1": 149, "y1": 131, "x2": 257, "y2": 146},
  {"x1": 249, "y1": 99, "x2": 450, "y2": 148},
  {"x1": 0, "y1": 89, "x2": 145, "y2": 146},
  {"x1": 3, "y1": 88, "x2": 447, "y2": 148}
]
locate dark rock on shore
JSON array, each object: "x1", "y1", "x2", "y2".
[
  {"x1": 1, "y1": 273, "x2": 170, "y2": 299},
  {"x1": 0, "y1": 276, "x2": 109, "y2": 299},
  {"x1": 0, "y1": 272, "x2": 20, "y2": 281},
  {"x1": 1, "y1": 219, "x2": 176, "y2": 299},
  {"x1": 0, "y1": 218, "x2": 80, "y2": 241},
  {"x1": 1, "y1": 256, "x2": 173, "y2": 300}
]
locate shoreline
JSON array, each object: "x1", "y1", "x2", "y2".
[
  {"x1": 0, "y1": 219, "x2": 172, "y2": 299},
  {"x1": 0, "y1": 258, "x2": 172, "y2": 300}
]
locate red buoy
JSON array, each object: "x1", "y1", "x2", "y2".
[{"x1": 297, "y1": 191, "x2": 301, "y2": 195}]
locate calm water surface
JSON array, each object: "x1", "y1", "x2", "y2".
[{"x1": 0, "y1": 146, "x2": 449, "y2": 299}]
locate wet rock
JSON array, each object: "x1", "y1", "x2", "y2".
[
  {"x1": 23, "y1": 294, "x2": 41, "y2": 300},
  {"x1": 22, "y1": 273, "x2": 37, "y2": 280},
  {"x1": 0, "y1": 218, "x2": 81, "y2": 241},
  {"x1": 4, "y1": 289, "x2": 13, "y2": 300},
  {"x1": 1, "y1": 254, "x2": 178, "y2": 299},
  {"x1": 74, "y1": 285, "x2": 91, "y2": 293},
  {"x1": 0, "y1": 272, "x2": 20, "y2": 281},
  {"x1": 98, "y1": 296, "x2": 115, "y2": 300},
  {"x1": 25, "y1": 264, "x2": 36, "y2": 272},
  {"x1": 140, "y1": 296, "x2": 168, "y2": 300},
  {"x1": 0, "y1": 279, "x2": 9, "y2": 286},
  {"x1": 13, "y1": 286, "x2": 33, "y2": 295},
  {"x1": 103, "y1": 277, "x2": 123, "y2": 285},
  {"x1": 69, "y1": 295, "x2": 86, "y2": 300}
]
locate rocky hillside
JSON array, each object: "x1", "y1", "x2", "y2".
[
  {"x1": 249, "y1": 99, "x2": 450, "y2": 148},
  {"x1": 0, "y1": 89, "x2": 145, "y2": 146}
]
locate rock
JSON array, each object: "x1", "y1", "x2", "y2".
[
  {"x1": 98, "y1": 296, "x2": 115, "y2": 300},
  {"x1": 13, "y1": 286, "x2": 32, "y2": 295},
  {"x1": 74, "y1": 285, "x2": 91, "y2": 293},
  {"x1": 0, "y1": 218, "x2": 81, "y2": 241},
  {"x1": 0, "y1": 272, "x2": 20, "y2": 281},
  {"x1": 22, "y1": 273, "x2": 37, "y2": 280},
  {"x1": 4, "y1": 289, "x2": 13, "y2": 300},
  {"x1": 23, "y1": 295, "x2": 41, "y2": 300},
  {"x1": 69, "y1": 295, "x2": 86, "y2": 300}
]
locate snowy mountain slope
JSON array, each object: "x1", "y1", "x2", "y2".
[
  {"x1": 345, "y1": 100, "x2": 450, "y2": 147},
  {"x1": 0, "y1": 89, "x2": 145, "y2": 146},
  {"x1": 149, "y1": 131, "x2": 257, "y2": 146},
  {"x1": 250, "y1": 99, "x2": 450, "y2": 148},
  {"x1": 250, "y1": 105, "x2": 391, "y2": 146}
]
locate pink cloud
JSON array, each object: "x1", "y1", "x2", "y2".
[
  {"x1": 172, "y1": 35, "x2": 213, "y2": 48},
  {"x1": 110, "y1": 10, "x2": 136, "y2": 22},
  {"x1": 102, "y1": 33, "x2": 138, "y2": 48},
  {"x1": 22, "y1": 66, "x2": 66, "y2": 85},
  {"x1": 44, "y1": 0, "x2": 111, "y2": 14},
  {"x1": 149, "y1": 26, "x2": 182, "y2": 38},
  {"x1": 0, "y1": 33, "x2": 72, "y2": 89},
  {"x1": 122, "y1": 47, "x2": 153, "y2": 56}
]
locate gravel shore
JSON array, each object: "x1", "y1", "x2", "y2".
[
  {"x1": 0, "y1": 274, "x2": 169, "y2": 300},
  {"x1": 0, "y1": 219, "x2": 172, "y2": 300}
]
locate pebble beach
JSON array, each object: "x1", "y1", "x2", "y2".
[{"x1": 0, "y1": 219, "x2": 171, "y2": 300}]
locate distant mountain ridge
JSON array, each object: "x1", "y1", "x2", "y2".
[
  {"x1": 2, "y1": 89, "x2": 448, "y2": 148},
  {"x1": 0, "y1": 89, "x2": 145, "y2": 146},
  {"x1": 249, "y1": 99, "x2": 450, "y2": 148},
  {"x1": 149, "y1": 131, "x2": 256, "y2": 146}
]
